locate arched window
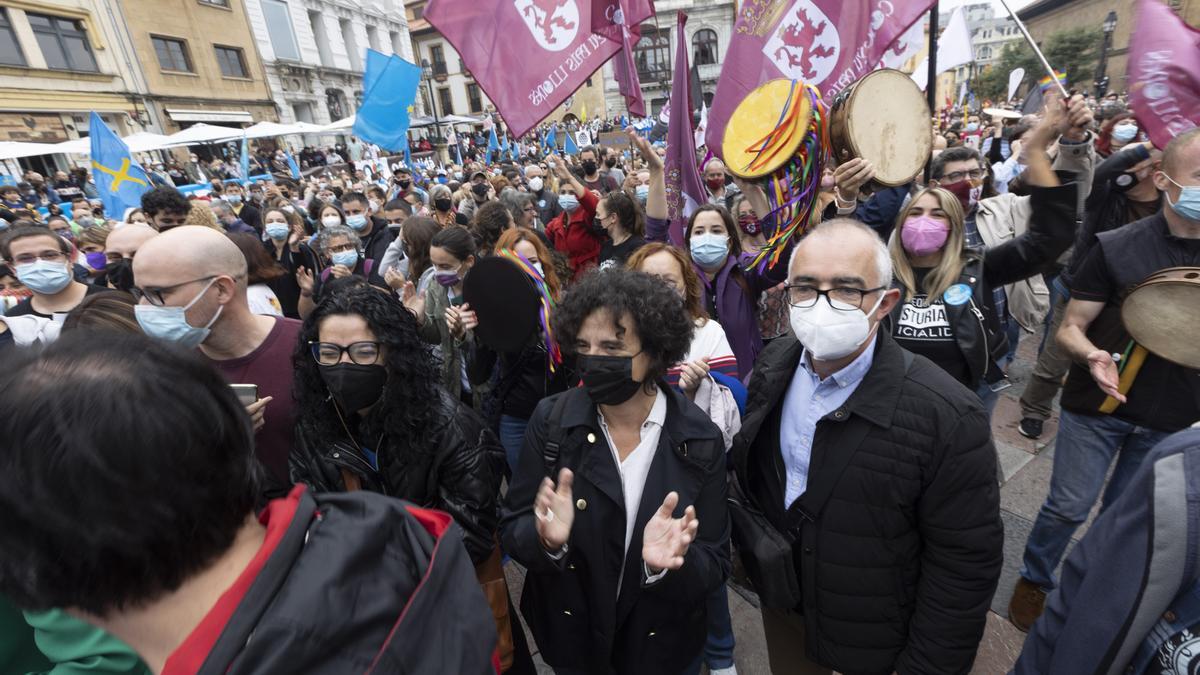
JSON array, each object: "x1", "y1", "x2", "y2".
[
  {"x1": 692, "y1": 28, "x2": 718, "y2": 66},
  {"x1": 326, "y1": 89, "x2": 346, "y2": 121},
  {"x1": 635, "y1": 25, "x2": 670, "y2": 79}
]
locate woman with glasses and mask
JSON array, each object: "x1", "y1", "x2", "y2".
[
  {"x1": 500, "y1": 268, "x2": 730, "y2": 675},
  {"x1": 288, "y1": 278, "x2": 532, "y2": 672},
  {"x1": 430, "y1": 184, "x2": 470, "y2": 228},
  {"x1": 886, "y1": 180, "x2": 1075, "y2": 410},
  {"x1": 295, "y1": 224, "x2": 388, "y2": 319}
]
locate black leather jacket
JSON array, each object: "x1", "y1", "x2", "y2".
[
  {"x1": 888, "y1": 180, "x2": 1078, "y2": 389},
  {"x1": 289, "y1": 388, "x2": 504, "y2": 564}
]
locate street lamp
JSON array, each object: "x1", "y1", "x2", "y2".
[
  {"x1": 1094, "y1": 10, "x2": 1118, "y2": 98},
  {"x1": 420, "y1": 58, "x2": 443, "y2": 145}
]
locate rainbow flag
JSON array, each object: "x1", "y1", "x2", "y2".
[{"x1": 1038, "y1": 71, "x2": 1068, "y2": 94}]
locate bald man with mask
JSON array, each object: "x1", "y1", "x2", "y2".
[{"x1": 132, "y1": 226, "x2": 301, "y2": 488}]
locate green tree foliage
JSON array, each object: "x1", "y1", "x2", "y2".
[
  {"x1": 972, "y1": 66, "x2": 1008, "y2": 102},
  {"x1": 990, "y1": 27, "x2": 1102, "y2": 98}
]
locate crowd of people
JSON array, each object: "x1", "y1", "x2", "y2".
[{"x1": 0, "y1": 84, "x2": 1199, "y2": 675}]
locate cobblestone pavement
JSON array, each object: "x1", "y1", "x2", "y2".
[{"x1": 507, "y1": 333, "x2": 1089, "y2": 674}]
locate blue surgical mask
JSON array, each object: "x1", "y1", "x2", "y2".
[
  {"x1": 15, "y1": 259, "x2": 72, "y2": 295},
  {"x1": 1165, "y1": 174, "x2": 1200, "y2": 221},
  {"x1": 135, "y1": 278, "x2": 221, "y2": 348},
  {"x1": 226, "y1": 194, "x2": 243, "y2": 205},
  {"x1": 265, "y1": 222, "x2": 290, "y2": 240},
  {"x1": 966, "y1": 122, "x2": 979, "y2": 132},
  {"x1": 1112, "y1": 123, "x2": 1138, "y2": 143},
  {"x1": 559, "y1": 193, "x2": 579, "y2": 212},
  {"x1": 635, "y1": 185, "x2": 649, "y2": 204},
  {"x1": 346, "y1": 213, "x2": 369, "y2": 231},
  {"x1": 331, "y1": 250, "x2": 359, "y2": 268},
  {"x1": 690, "y1": 233, "x2": 730, "y2": 268}
]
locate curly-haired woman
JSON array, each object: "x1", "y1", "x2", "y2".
[{"x1": 500, "y1": 268, "x2": 730, "y2": 674}]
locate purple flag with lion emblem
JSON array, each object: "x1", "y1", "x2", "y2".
[{"x1": 705, "y1": 0, "x2": 934, "y2": 158}]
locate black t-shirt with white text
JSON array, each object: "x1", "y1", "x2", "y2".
[{"x1": 891, "y1": 267, "x2": 972, "y2": 386}]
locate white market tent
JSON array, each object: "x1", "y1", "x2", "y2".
[{"x1": 159, "y1": 123, "x2": 249, "y2": 147}]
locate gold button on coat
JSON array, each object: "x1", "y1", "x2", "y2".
[
  {"x1": 576, "y1": 499, "x2": 587, "y2": 510},
  {"x1": 586, "y1": 432, "x2": 596, "y2": 443}
]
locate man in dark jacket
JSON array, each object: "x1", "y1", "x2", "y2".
[
  {"x1": 732, "y1": 219, "x2": 1003, "y2": 674},
  {"x1": 0, "y1": 333, "x2": 497, "y2": 674}
]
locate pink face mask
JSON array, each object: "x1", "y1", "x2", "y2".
[{"x1": 900, "y1": 215, "x2": 950, "y2": 257}]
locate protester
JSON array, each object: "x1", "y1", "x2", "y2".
[
  {"x1": 140, "y1": 186, "x2": 191, "y2": 231},
  {"x1": 500, "y1": 190, "x2": 538, "y2": 230},
  {"x1": 102, "y1": 223, "x2": 157, "y2": 293},
  {"x1": 209, "y1": 199, "x2": 258, "y2": 236},
  {"x1": 296, "y1": 224, "x2": 388, "y2": 317},
  {"x1": 339, "y1": 191, "x2": 395, "y2": 270},
  {"x1": 1008, "y1": 128, "x2": 1200, "y2": 632},
  {"x1": 545, "y1": 156, "x2": 601, "y2": 278},
  {"x1": 0, "y1": 597, "x2": 149, "y2": 675},
  {"x1": 500, "y1": 268, "x2": 730, "y2": 674},
  {"x1": 384, "y1": 216, "x2": 440, "y2": 293},
  {"x1": 0, "y1": 332, "x2": 497, "y2": 673},
  {"x1": 595, "y1": 190, "x2": 646, "y2": 270},
  {"x1": 131, "y1": 226, "x2": 300, "y2": 490},
  {"x1": 62, "y1": 291, "x2": 140, "y2": 334},
  {"x1": 731, "y1": 218, "x2": 1002, "y2": 674},
  {"x1": 226, "y1": 232, "x2": 285, "y2": 317},
  {"x1": 887, "y1": 114, "x2": 1075, "y2": 406},
  {"x1": 577, "y1": 146, "x2": 620, "y2": 194},
  {"x1": 1, "y1": 226, "x2": 109, "y2": 319},
  {"x1": 471, "y1": 200, "x2": 515, "y2": 257},
  {"x1": 430, "y1": 184, "x2": 470, "y2": 227},
  {"x1": 260, "y1": 205, "x2": 309, "y2": 319},
  {"x1": 526, "y1": 164, "x2": 562, "y2": 225},
  {"x1": 222, "y1": 182, "x2": 261, "y2": 231},
  {"x1": 412, "y1": 225, "x2": 478, "y2": 400},
  {"x1": 703, "y1": 158, "x2": 741, "y2": 210}
]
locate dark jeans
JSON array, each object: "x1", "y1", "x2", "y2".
[
  {"x1": 499, "y1": 414, "x2": 529, "y2": 476},
  {"x1": 684, "y1": 586, "x2": 736, "y2": 673}
]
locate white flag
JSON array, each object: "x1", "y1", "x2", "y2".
[
  {"x1": 879, "y1": 19, "x2": 926, "y2": 72},
  {"x1": 1007, "y1": 68, "x2": 1026, "y2": 101},
  {"x1": 694, "y1": 103, "x2": 708, "y2": 150},
  {"x1": 911, "y1": 7, "x2": 975, "y2": 91}
]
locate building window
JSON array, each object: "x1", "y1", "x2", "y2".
[
  {"x1": 151, "y1": 36, "x2": 192, "y2": 73},
  {"x1": 635, "y1": 26, "x2": 670, "y2": 80},
  {"x1": 0, "y1": 9, "x2": 26, "y2": 66},
  {"x1": 353, "y1": 89, "x2": 363, "y2": 110},
  {"x1": 309, "y1": 11, "x2": 333, "y2": 67},
  {"x1": 437, "y1": 87, "x2": 454, "y2": 115},
  {"x1": 327, "y1": 88, "x2": 347, "y2": 121},
  {"x1": 197, "y1": 0, "x2": 230, "y2": 7},
  {"x1": 214, "y1": 45, "x2": 248, "y2": 77},
  {"x1": 27, "y1": 13, "x2": 98, "y2": 72},
  {"x1": 692, "y1": 28, "x2": 717, "y2": 66},
  {"x1": 262, "y1": 0, "x2": 300, "y2": 61},
  {"x1": 430, "y1": 45, "x2": 446, "y2": 76},
  {"x1": 366, "y1": 24, "x2": 381, "y2": 52},
  {"x1": 390, "y1": 31, "x2": 402, "y2": 56},
  {"x1": 466, "y1": 83, "x2": 482, "y2": 113},
  {"x1": 339, "y1": 18, "x2": 361, "y2": 70},
  {"x1": 411, "y1": 5, "x2": 424, "y2": 21}
]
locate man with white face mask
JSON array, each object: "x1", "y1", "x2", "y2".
[{"x1": 730, "y1": 218, "x2": 1002, "y2": 675}]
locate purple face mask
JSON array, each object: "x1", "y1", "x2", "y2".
[
  {"x1": 900, "y1": 215, "x2": 950, "y2": 257},
  {"x1": 85, "y1": 251, "x2": 107, "y2": 270},
  {"x1": 435, "y1": 270, "x2": 461, "y2": 287}
]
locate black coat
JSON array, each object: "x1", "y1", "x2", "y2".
[
  {"x1": 500, "y1": 386, "x2": 731, "y2": 674},
  {"x1": 289, "y1": 388, "x2": 504, "y2": 565},
  {"x1": 732, "y1": 332, "x2": 1003, "y2": 675},
  {"x1": 195, "y1": 488, "x2": 496, "y2": 674}
]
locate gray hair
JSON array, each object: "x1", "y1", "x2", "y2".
[
  {"x1": 430, "y1": 184, "x2": 452, "y2": 200},
  {"x1": 208, "y1": 199, "x2": 234, "y2": 218},
  {"x1": 315, "y1": 224, "x2": 362, "y2": 254},
  {"x1": 498, "y1": 189, "x2": 533, "y2": 223},
  {"x1": 790, "y1": 218, "x2": 892, "y2": 289}
]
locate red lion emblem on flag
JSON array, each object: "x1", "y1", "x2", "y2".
[{"x1": 763, "y1": 0, "x2": 841, "y2": 85}]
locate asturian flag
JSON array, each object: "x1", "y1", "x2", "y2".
[{"x1": 88, "y1": 112, "x2": 151, "y2": 220}]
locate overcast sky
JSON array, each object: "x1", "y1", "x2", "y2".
[{"x1": 936, "y1": 0, "x2": 1039, "y2": 14}]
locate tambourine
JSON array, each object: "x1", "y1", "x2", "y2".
[
  {"x1": 721, "y1": 78, "x2": 814, "y2": 180},
  {"x1": 1121, "y1": 267, "x2": 1200, "y2": 369},
  {"x1": 828, "y1": 68, "x2": 932, "y2": 186}
]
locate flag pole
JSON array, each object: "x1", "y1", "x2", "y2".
[
  {"x1": 924, "y1": 3, "x2": 938, "y2": 183},
  {"x1": 996, "y1": 0, "x2": 1070, "y2": 99}
]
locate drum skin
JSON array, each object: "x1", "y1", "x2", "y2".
[
  {"x1": 829, "y1": 68, "x2": 932, "y2": 187},
  {"x1": 1121, "y1": 267, "x2": 1200, "y2": 369}
]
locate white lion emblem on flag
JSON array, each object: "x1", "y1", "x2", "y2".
[
  {"x1": 514, "y1": 0, "x2": 580, "y2": 53},
  {"x1": 763, "y1": 0, "x2": 841, "y2": 85}
]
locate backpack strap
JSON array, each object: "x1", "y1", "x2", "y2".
[{"x1": 541, "y1": 393, "x2": 573, "y2": 477}]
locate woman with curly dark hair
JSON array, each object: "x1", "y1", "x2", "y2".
[
  {"x1": 288, "y1": 277, "x2": 533, "y2": 672},
  {"x1": 500, "y1": 268, "x2": 731, "y2": 675}
]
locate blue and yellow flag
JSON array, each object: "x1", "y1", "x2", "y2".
[
  {"x1": 564, "y1": 131, "x2": 579, "y2": 156},
  {"x1": 283, "y1": 148, "x2": 301, "y2": 179},
  {"x1": 353, "y1": 49, "x2": 421, "y2": 152},
  {"x1": 89, "y1": 112, "x2": 150, "y2": 219}
]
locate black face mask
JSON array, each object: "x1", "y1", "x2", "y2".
[
  {"x1": 582, "y1": 160, "x2": 598, "y2": 175},
  {"x1": 319, "y1": 363, "x2": 387, "y2": 412},
  {"x1": 472, "y1": 183, "x2": 489, "y2": 199},
  {"x1": 605, "y1": 158, "x2": 616, "y2": 168},
  {"x1": 106, "y1": 258, "x2": 134, "y2": 292},
  {"x1": 577, "y1": 353, "x2": 643, "y2": 405},
  {"x1": 434, "y1": 198, "x2": 453, "y2": 212},
  {"x1": 397, "y1": 179, "x2": 411, "y2": 190}
]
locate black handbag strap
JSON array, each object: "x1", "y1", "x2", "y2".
[
  {"x1": 793, "y1": 349, "x2": 915, "y2": 524},
  {"x1": 541, "y1": 392, "x2": 573, "y2": 476}
]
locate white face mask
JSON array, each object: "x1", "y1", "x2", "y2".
[
  {"x1": 321, "y1": 215, "x2": 341, "y2": 229},
  {"x1": 789, "y1": 293, "x2": 885, "y2": 361}
]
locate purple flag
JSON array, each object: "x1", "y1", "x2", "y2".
[
  {"x1": 593, "y1": 0, "x2": 654, "y2": 117},
  {"x1": 426, "y1": 0, "x2": 618, "y2": 138},
  {"x1": 705, "y1": 0, "x2": 934, "y2": 156},
  {"x1": 664, "y1": 11, "x2": 707, "y2": 245},
  {"x1": 1128, "y1": 0, "x2": 1200, "y2": 150}
]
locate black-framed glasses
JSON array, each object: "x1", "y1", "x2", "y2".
[
  {"x1": 12, "y1": 250, "x2": 67, "y2": 265},
  {"x1": 941, "y1": 168, "x2": 987, "y2": 183},
  {"x1": 785, "y1": 285, "x2": 886, "y2": 310},
  {"x1": 309, "y1": 341, "x2": 381, "y2": 366},
  {"x1": 129, "y1": 276, "x2": 216, "y2": 307}
]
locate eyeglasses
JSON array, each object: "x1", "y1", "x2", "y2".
[
  {"x1": 309, "y1": 341, "x2": 381, "y2": 366},
  {"x1": 941, "y1": 168, "x2": 987, "y2": 183},
  {"x1": 12, "y1": 250, "x2": 67, "y2": 265},
  {"x1": 130, "y1": 276, "x2": 215, "y2": 307},
  {"x1": 785, "y1": 285, "x2": 887, "y2": 311}
]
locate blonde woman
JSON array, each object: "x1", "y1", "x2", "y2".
[{"x1": 886, "y1": 177, "x2": 1074, "y2": 407}]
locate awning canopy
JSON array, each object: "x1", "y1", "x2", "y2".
[
  {"x1": 161, "y1": 123, "x2": 246, "y2": 147},
  {"x1": 0, "y1": 141, "x2": 59, "y2": 161},
  {"x1": 166, "y1": 109, "x2": 254, "y2": 124}
]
